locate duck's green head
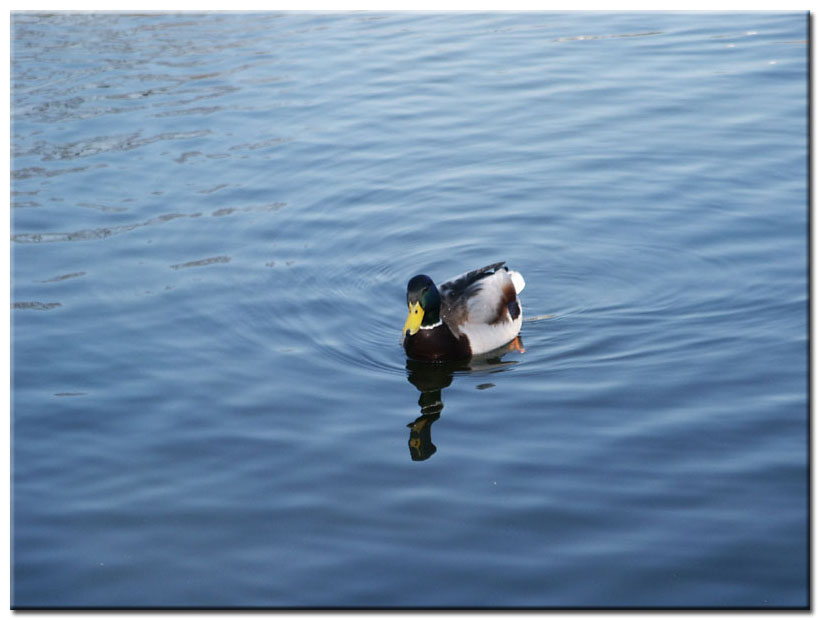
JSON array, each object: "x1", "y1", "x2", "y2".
[{"x1": 404, "y1": 275, "x2": 441, "y2": 336}]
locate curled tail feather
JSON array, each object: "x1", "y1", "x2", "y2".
[{"x1": 509, "y1": 270, "x2": 525, "y2": 294}]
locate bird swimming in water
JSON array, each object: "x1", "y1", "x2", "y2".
[{"x1": 402, "y1": 262, "x2": 525, "y2": 362}]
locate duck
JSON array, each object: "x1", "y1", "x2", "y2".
[{"x1": 402, "y1": 261, "x2": 526, "y2": 362}]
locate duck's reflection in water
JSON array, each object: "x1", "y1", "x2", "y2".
[{"x1": 405, "y1": 337, "x2": 523, "y2": 461}]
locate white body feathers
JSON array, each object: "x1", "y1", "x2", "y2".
[{"x1": 440, "y1": 267, "x2": 525, "y2": 356}]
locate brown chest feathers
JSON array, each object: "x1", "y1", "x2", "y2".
[{"x1": 403, "y1": 323, "x2": 472, "y2": 362}]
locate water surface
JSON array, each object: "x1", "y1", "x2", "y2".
[{"x1": 11, "y1": 12, "x2": 808, "y2": 608}]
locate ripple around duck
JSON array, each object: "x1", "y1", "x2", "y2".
[
  {"x1": 295, "y1": 268, "x2": 409, "y2": 377},
  {"x1": 484, "y1": 235, "x2": 758, "y2": 380},
  {"x1": 214, "y1": 229, "x2": 765, "y2": 385},
  {"x1": 286, "y1": 249, "x2": 538, "y2": 379},
  {"x1": 523, "y1": 237, "x2": 747, "y2": 323}
]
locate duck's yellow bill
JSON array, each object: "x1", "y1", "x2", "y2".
[{"x1": 403, "y1": 302, "x2": 424, "y2": 336}]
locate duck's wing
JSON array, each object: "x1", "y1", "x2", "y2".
[
  {"x1": 440, "y1": 262, "x2": 519, "y2": 333},
  {"x1": 438, "y1": 262, "x2": 506, "y2": 307},
  {"x1": 444, "y1": 266, "x2": 525, "y2": 355}
]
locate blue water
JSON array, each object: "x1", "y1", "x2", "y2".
[{"x1": 11, "y1": 12, "x2": 808, "y2": 608}]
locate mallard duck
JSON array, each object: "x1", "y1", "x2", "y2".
[{"x1": 402, "y1": 261, "x2": 526, "y2": 362}]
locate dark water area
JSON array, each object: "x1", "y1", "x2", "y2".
[{"x1": 11, "y1": 12, "x2": 808, "y2": 608}]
